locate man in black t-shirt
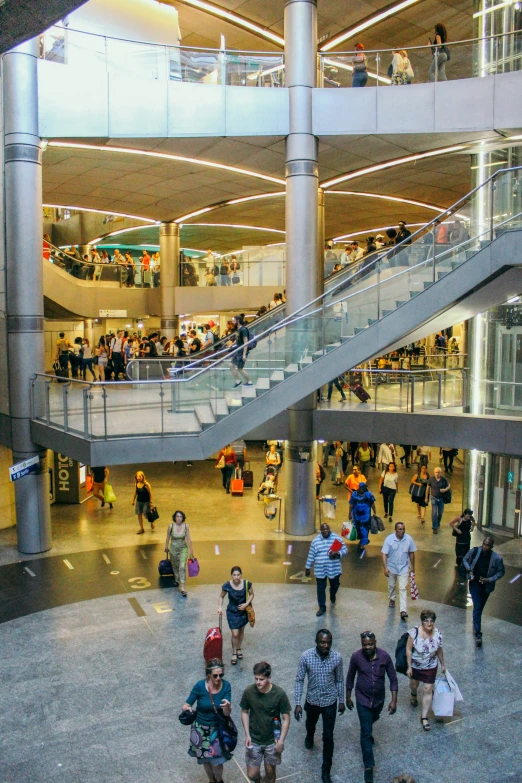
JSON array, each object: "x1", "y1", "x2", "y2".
[
  {"x1": 229, "y1": 315, "x2": 253, "y2": 388},
  {"x1": 189, "y1": 329, "x2": 201, "y2": 353},
  {"x1": 91, "y1": 466, "x2": 110, "y2": 507},
  {"x1": 396, "y1": 221, "x2": 412, "y2": 246}
]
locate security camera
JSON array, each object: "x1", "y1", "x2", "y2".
[{"x1": 298, "y1": 450, "x2": 310, "y2": 463}]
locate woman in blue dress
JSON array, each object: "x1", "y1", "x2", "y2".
[
  {"x1": 218, "y1": 566, "x2": 254, "y2": 665},
  {"x1": 182, "y1": 657, "x2": 232, "y2": 783}
]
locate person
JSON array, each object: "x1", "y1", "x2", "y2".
[
  {"x1": 305, "y1": 522, "x2": 347, "y2": 617},
  {"x1": 91, "y1": 465, "x2": 111, "y2": 508},
  {"x1": 364, "y1": 236, "x2": 377, "y2": 255},
  {"x1": 132, "y1": 470, "x2": 152, "y2": 534},
  {"x1": 355, "y1": 443, "x2": 373, "y2": 476},
  {"x1": 219, "y1": 566, "x2": 254, "y2": 665},
  {"x1": 257, "y1": 473, "x2": 276, "y2": 500},
  {"x1": 440, "y1": 446, "x2": 456, "y2": 472},
  {"x1": 349, "y1": 483, "x2": 376, "y2": 550},
  {"x1": 429, "y1": 23, "x2": 449, "y2": 82},
  {"x1": 327, "y1": 376, "x2": 346, "y2": 401},
  {"x1": 410, "y1": 464, "x2": 429, "y2": 522},
  {"x1": 109, "y1": 329, "x2": 125, "y2": 380},
  {"x1": 266, "y1": 443, "x2": 281, "y2": 473},
  {"x1": 96, "y1": 336, "x2": 109, "y2": 381},
  {"x1": 219, "y1": 258, "x2": 230, "y2": 286},
  {"x1": 377, "y1": 443, "x2": 398, "y2": 471},
  {"x1": 349, "y1": 240, "x2": 364, "y2": 262},
  {"x1": 182, "y1": 658, "x2": 232, "y2": 783},
  {"x1": 345, "y1": 464, "x2": 366, "y2": 502},
  {"x1": 449, "y1": 508, "x2": 475, "y2": 567},
  {"x1": 295, "y1": 629, "x2": 345, "y2": 783},
  {"x1": 346, "y1": 631, "x2": 398, "y2": 783},
  {"x1": 415, "y1": 445, "x2": 430, "y2": 470},
  {"x1": 216, "y1": 445, "x2": 238, "y2": 493},
  {"x1": 462, "y1": 537, "x2": 505, "y2": 647},
  {"x1": 382, "y1": 523, "x2": 417, "y2": 620},
  {"x1": 396, "y1": 221, "x2": 412, "y2": 246},
  {"x1": 228, "y1": 315, "x2": 253, "y2": 388},
  {"x1": 426, "y1": 466, "x2": 450, "y2": 533},
  {"x1": 378, "y1": 462, "x2": 399, "y2": 522},
  {"x1": 316, "y1": 461, "x2": 325, "y2": 498},
  {"x1": 165, "y1": 510, "x2": 194, "y2": 597},
  {"x1": 332, "y1": 441, "x2": 345, "y2": 485},
  {"x1": 231, "y1": 438, "x2": 248, "y2": 472},
  {"x1": 189, "y1": 329, "x2": 202, "y2": 354},
  {"x1": 81, "y1": 338, "x2": 95, "y2": 380},
  {"x1": 406, "y1": 609, "x2": 445, "y2": 731},
  {"x1": 240, "y1": 661, "x2": 291, "y2": 783},
  {"x1": 203, "y1": 323, "x2": 215, "y2": 349},
  {"x1": 55, "y1": 331, "x2": 71, "y2": 375},
  {"x1": 399, "y1": 444, "x2": 412, "y2": 469},
  {"x1": 352, "y1": 43, "x2": 368, "y2": 88}
]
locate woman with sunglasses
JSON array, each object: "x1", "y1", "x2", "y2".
[
  {"x1": 182, "y1": 657, "x2": 232, "y2": 782},
  {"x1": 406, "y1": 609, "x2": 445, "y2": 731},
  {"x1": 218, "y1": 566, "x2": 254, "y2": 665}
]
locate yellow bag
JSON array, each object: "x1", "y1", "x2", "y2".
[{"x1": 104, "y1": 484, "x2": 117, "y2": 504}]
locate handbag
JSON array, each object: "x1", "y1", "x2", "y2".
[
  {"x1": 208, "y1": 691, "x2": 238, "y2": 753},
  {"x1": 442, "y1": 487, "x2": 452, "y2": 505},
  {"x1": 245, "y1": 580, "x2": 255, "y2": 627},
  {"x1": 187, "y1": 557, "x2": 200, "y2": 577},
  {"x1": 104, "y1": 484, "x2": 117, "y2": 503},
  {"x1": 179, "y1": 709, "x2": 196, "y2": 726},
  {"x1": 147, "y1": 505, "x2": 159, "y2": 523},
  {"x1": 216, "y1": 455, "x2": 225, "y2": 469},
  {"x1": 370, "y1": 515, "x2": 379, "y2": 535}
]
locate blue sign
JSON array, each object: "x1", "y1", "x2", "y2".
[
  {"x1": 508, "y1": 471, "x2": 515, "y2": 483},
  {"x1": 10, "y1": 464, "x2": 38, "y2": 482},
  {"x1": 9, "y1": 455, "x2": 39, "y2": 482}
]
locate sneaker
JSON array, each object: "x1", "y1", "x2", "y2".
[
  {"x1": 186, "y1": 462, "x2": 193, "y2": 467},
  {"x1": 316, "y1": 607, "x2": 326, "y2": 617},
  {"x1": 475, "y1": 632, "x2": 483, "y2": 647},
  {"x1": 243, "y1": 381, "x2": 253, "y2": 386},
  {"x1": 364, "y1": 768, "x2": 374, "y2": 783},
  {"x1": 233, "y1": 381, "x2": 242, "y2": 388}
]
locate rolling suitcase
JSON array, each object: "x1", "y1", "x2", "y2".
[
  {"x1": 53, "y1": 361, "x2": 69, "y2": 383},
  {"x1": 204, "y1": 614, "x2": 223, "y2": 662},
  {"x1": 158, "y1": 556, "x2": 174, "y2": 577},
  {"x1": 242, "y1": 462, "x2": 254, "y2": 489},
  {"x1": 231, "y1": 468, "x2": 244, "y2": 496},
  {"x1": 350, "y1": 382, "x2": 371, "y2": 402}
]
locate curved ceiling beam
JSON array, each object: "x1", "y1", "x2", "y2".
[
  {"x1": 320, "y1": 0, "x2": 423, "y2": 52},
  {"x1": 88, "y1": 221, "x2": 285, "y2": 244},
  {"x1": 43, "y1": 203, "x2": 159, "y2": 224},
  {"x1": 172, "y1": 0, "x2": 284, "y2": 47},
  {"x1": 47, "y1": 141, "x2": 285, "y2": 187}
]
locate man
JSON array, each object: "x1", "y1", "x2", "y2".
[
  {"x1": 113, "y1": 248, "x2": 124, "y2": 265},
  {"x1": 189, "y1": 329, "x2": 201, "y2": 353},
  {"x1": 381, "y1": 522, "x2": 417, "y2": 620},
  {"x1": 55, "y1": 331, "x2": 72, "y2": 375},
  {"x1": 462, "y1": 537, "x2": 505, "y2": 647},
  {"x1": 229, "y1": 315, "x2": 253, "y2": 388},
  {"x1": 349, "y1": 483, "x2": 376, "y2": 550},
  {"x1": 240, "y1": 661, "x2": 291, "y2": 783},
  {"x1": 91, "y1": 465, "x2": 113, "y2": 509},
  {"x1": 110, "y1": 329, "x2": 125, "y2": 380},
  {"x1": 396, "y1": 220, "x2": 412, "y2": 245},
  {"x1": 295, "y1": 629, "x2": 345, "y2": 783},
  {"x1": 346, "y1": 632, "x2": 398, "y2": 783},
  {"x1": 345, "y1": 464, "x2": 366, "y2": 502},
  {"x1": 327, "y1": 376, "x2": 346, "y2": 402},
  {"x1": 426, "y1": 466, "x2": 450, "y2": 534},
  {"x1": 377, "y1": 443, "x2": 398, "y2": 471},
  {"x1": 305, "y1": 522, "x2": 347, "y2": 617},
  {"x1": 202, "y1": 323, "x2": 215, "y2": 351},
  {"x1": 349, "y1": 241, "x2": 364, "y2": 263}
]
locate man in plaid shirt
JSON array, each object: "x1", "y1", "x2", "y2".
[{"x1": 294, "y1": 629, "x2": 345, "y2": 783}]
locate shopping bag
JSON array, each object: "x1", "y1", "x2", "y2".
[
  {"x1": 187, "y1": 558, "x2": 200, "y2": 577},
  {"x1": 341, "y1": 521, "x2": 352, "y2": 538},
  {"x1": 104, "y1": 484, "x2": 117, "y2": 503},
  {"x1": 147, "y1": 505, "x2": 159, "y2": 523},
  {"x1": 322, "y1": 496, "x2": 337, "y2": 519},
  {"x1": 331, "y1": 465, "x2": 338, "y2": 483},
  {"x1": 410, "y1": 572, "x2": 419, "y2": 601},
  {"x1": 432, "y1": 675, "x2": 455, "y2": 717},
  {"x1": 329, "y1": 538, "x2": 343, "y2": 554},
  {"x1": 444, "y1": 669, "x2": 464, "y2": 702},
  {"x1": 349, "y1": 524, "x2": 358, "y2": 541}
]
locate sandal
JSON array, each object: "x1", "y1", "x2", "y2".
[
  {"x1": 388, "y1": 600, "x2": 395, "y2": 608},
  {"x1": 237, "y1": 649, "x2": 243, "y2": 659},
  {"x1": 420, "y1": 718, "x2": 430, "y2": 731},
  {"x1": 180, "y1": 590, "x2": 187, "y2": 598},
  {"x1": 417, "y1": 515, "x2": 421, "y2": 519},
  {"x1": 137, "y1": 529, "x2": 145, "y2": 535},
  {"x1": 410, "y1": 693, "x2": 418, "y2": 706},
  {"x1": 151, "y1": 524, "x2": 155, "y2": 530},
  {"x1": 231, "y1": 654, "x2": 238, "y2": 665}
]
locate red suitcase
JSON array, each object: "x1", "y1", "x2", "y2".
[
  {"x1": 230, "y1": 468, "x2": 244, "y2": 496},
  {"x1": 204, "y1": 614, "x2": 223, "y2": 662},
  {"x1": 350, "y1": 383, "x2": 371, "y2": 402}
]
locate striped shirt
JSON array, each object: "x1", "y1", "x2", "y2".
[
  {"x1": 295, "y1": 648, "x2": 345, "y2": 707},
  {"x1": 305, "y1": 533, "x2": 347, "y2": 579}
]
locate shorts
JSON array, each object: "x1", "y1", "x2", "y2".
[
  {"x1": 135, "y1": 500, "x2": 150, "y2": 516},
  {"x1": 98, "y1": 356, "x2": 108, "y2": 367},
  {"x1": 92, "y1": 481, "x2": 105, "y2": 494},
  {"x1": 230, "y1": 355, "x2": 246, "y2": 369},
  {"x1": 245, "y1": 742, "x2": 281, "y2": 768}
]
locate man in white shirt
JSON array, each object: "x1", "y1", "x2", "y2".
[
  {"x1": 348, "y1": 241, "x2": 364, "y2": 263},
  {"x1": 381, "y1": 522, "x2": 416, "y2": 619},
  {"x1": 377, "y1": 443, "x2": 398, "y2": 471},
  {"x1": 110, "y1": 329, "x2": 125, "y2": 380}
]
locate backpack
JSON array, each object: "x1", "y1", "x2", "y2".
[
  {"x1": 319, "y1": 464, "x2": 326, "y2": 482},
  {"x1": 246, "y1": 327, "x2": 257, "y2": 351},
  {"x1": 395, "y1": 627, "x2": 417, "y2": 675},
  {"x1": 387, "y1": 62, "x2": 393, "y2": 77}
]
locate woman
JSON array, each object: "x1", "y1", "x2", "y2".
[
  {"x1": 356, "y1": 442, "x2": 373, "y2": 476},
  {"x1": 182, "y1": 658, "x2": 232, "y2": 783},
  {"x1": 332, "y1": 441, "x2": 345, "y2": 485},
  {"x1": 216, "y1": 445, "x2": 238, "y2": 494},
  {"x1": 132, "y1": 470, "x2": 153, "y2": 534},
  {"x1": 406, "y1": 609, "x2": 445, "y2": 732},
  {"x1": 351, "y1": 42, "x2": 368, "y2": 87},
  {"x1": 449, "y1": 508, "x2": 475, "y2": 567},
  {"x1": 400, "y1": 444, "x2": 412, "y2": 469},
  {"x1": 410, "y1": 464, "x2": 429, "y2": 522},
  {"x1": 265, "y1": 443, "x2": 281, "y2": 489},
  {"x1": 390, "y1": 49, "x2": 411, "y2": 85},
  {"x1": 218, "y1": 566, "x2": 254, "y2": 665},
  {"x1": 429, "y1": 23, "x2": 449, "y2": 82},
  {"x1": 379, "y1": 461, "x2": 399, "y2": 522},
  {"x1": 70, "y1": 337, "x2": 82, "y2": 379},
  {"x1": 219, "y1": 258, "x2": 230, "y2": 287},
  {"x1": 96, "y1": 336, "x2": 109, "y2": 381},
  {"x1": 81, "y1": 338, "x2": 94, "y2": 380},
  {"x1": 165, "y1": 510, "x2": 194, "y2": 597},
  {"x1": 124, "y1": 252, "x2": 135, "y2": 287}
]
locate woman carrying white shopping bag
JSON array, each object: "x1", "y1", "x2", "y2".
[{"x1": 406, "y1": 608, "x2": 446, "y2": 732}]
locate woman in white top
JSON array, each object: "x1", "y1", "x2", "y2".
[
  {"x1": 391, "y1": 49, "x2": 414, "y2": 85},
  {"x1": 406, "y1": 608, "x2": 445, "y2": 731},
  {"x1": 379, "y1": 461, "x2": 399, "y2": 522},
  {"x1": 81, "y1": 338, "x2": 94, "y2": 381}
]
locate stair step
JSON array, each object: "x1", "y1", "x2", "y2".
[
  {"x1": 299, "y1": 356, "x2": 313, "y2": 366},
  {"x1": 326, "y1": 342, "x2": 341, "y2": 351},
  {"x1": 270, "y1": 370, "x2": 285, "y2": 382},
  {"x1": 368, "y1": 318, "x2": 377, "y2": 326},
  {"x1": 354, "y1": 326, "x2": 367, "y2": 335},
  {"x1": 210, "y1": 399, "x2": 229, "y2": 418},
  {"x1": 382, "y1": 309, "x2": 394, "y2": 317},
  {"x1": 395, "y1": 300, "x2": 407, "y2": 308},
  {"x1": 224, "y1": 391, "x2": 243, "y2": 408},
  {"x1": 423, "y1": 281, "x2": 434, "y2": 290},
  {"x1": 256, "y1": 377, "x2": 271, "y2": 390},
  {"x1": 194, "y1": 404, "x2": 215, "y2": 425},
  {"x1": 284, "y1": 364, "x2": 299, "y2": 375},
  {"x1": 409, "y1": 290, "x2": 420, "y2": 299},
  {"x1": 241, "y1": 384, "x2": 257, "y2": 399}
]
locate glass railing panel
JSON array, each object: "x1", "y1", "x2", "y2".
[
  {"x1": 175, "y1": 47, "x2": 221, "y2": 84},
  {"x1": 226, "y1": 53, "x2": 285, "y2": 87}
]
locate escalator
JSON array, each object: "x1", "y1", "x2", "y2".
[{"x1": 31, "y1": 167, "x2": 522, "y2": 461}]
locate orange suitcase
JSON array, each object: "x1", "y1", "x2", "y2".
[{"x1": 231, "y1": 468, "x2": 244, "y2": 496}]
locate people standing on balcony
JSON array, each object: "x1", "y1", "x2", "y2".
[
  {"x1": 429, "y1": 23, "x2": 449, "y2": 82},
  {"x1": 379, "y1": 462, "x2": 399, "y2": 523},
  {"x1": 96, "y1": 336, "x2": 109, "y2": 381},
  {"x1": 123, "y1": 252, "x2": 135, "y2": 286},
  {"x1": 352, "y1": 43, "x2": 368, "y2": 88},
  {"x1": 229, "y1": 255, "x2": 241, "y2": 284},
  {"x1": 219, "y1": 258, "x2": 230, "y2": 286},
  {"x1": 133, "y1": 470, "x2": 153, "y2": 534},
  {"x1": 216, "y1": 445, "x2": 238, "y2": 493},
  {"x1": 228, "y1": 315, "x2": 253, "y2": 388},
  {"x1": 426, "y1": 466, "x2": 450, "y2": 534}
]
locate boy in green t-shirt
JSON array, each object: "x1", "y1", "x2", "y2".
[{"x1": 240, "y1": 661, "x2": 291, "y2": 783}]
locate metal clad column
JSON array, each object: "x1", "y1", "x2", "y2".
[
  {"x1": 160, "y1": 221, "x2": 180, "y2": 340},
  {"x1": 284, "y1": 0, "x2": 319, "y2": 536},
  {"x1": 3, "y1": 39, "x2": 52, "y2": 553}
]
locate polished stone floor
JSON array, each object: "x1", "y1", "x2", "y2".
[{"x1": 2, "y1": 584, "x2": 522, "y2": 783}]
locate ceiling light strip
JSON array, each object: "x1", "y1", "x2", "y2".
[
  {"x1": 47, "y1": 141, "x2": 285, "y2": 186},
  {"x1": 43, "y1": 203, "x2": 158, "y2": 224},
  {"x1": 176, "y1": 0, "x2": 285, "y2": 47},
  {"x1": 327, "y1": 191, "x2": 445, "y2": 212},
  {"x1": 320, "y1": 0, "x2": 422, "y2": 52}
]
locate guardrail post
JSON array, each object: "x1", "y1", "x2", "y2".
[
  {"x1": 411, "y1": 375, "x2": 415, "y2": 412},
  {"x1": 489, "y1": 176, "x2": 496, "y2": 240},
  {"x1": 83, "y1": 387, "x2": 89, "y2": 438},
  {"x1": 462, "y1": 369, "x2": 468, "y2": 410},
  {"x1": 377, "y1": 259, "x2": 381, "y2": 319},
  {"x1": 160, "y1": 383, "x2": 164, "y2": 435},
  {"x1": 432, "y1": 227, "x2": 436, "y2": 282},
  {"x1": 102, "y1": 386, "x2": 108, "y2": 440},
  {"x1": 63, "y1": 382, "x2": 69, "y2": 432},
  {"x1": 376, "y1": 52, "x2": 379, "y2": 87},
  {"x1": 437, "y1": 372, "x2": 442, "y2": 409}
]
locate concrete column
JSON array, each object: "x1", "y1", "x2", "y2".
[
  {"x1": 284, "y1": 0, "x2": 319, "y2": 536},
  {"x1": 84, "y1": 319, "x2": 94, "y2": 347},
  {"x1": 3, "y1": 39, "x2": 52, "y2": 553},
  {"x1": 317, "y1": 186, "x2": 325, "y2": 294},
  {"x1": 160, "y1": 221, "x2": 180, "y2": 339}
]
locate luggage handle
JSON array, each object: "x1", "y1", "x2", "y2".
[{"x1": 218, "y1": 612, "x2": 222, "y2": 633}]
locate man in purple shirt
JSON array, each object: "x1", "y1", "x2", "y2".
[{"x1": 346, "y1": 631, "x2": 398, "y2": 783}]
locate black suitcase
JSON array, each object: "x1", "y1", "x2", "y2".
[
  {"x1": 158, "y1": 557, "x2": 174, "y2": 577},
  {"x1": 242, "y1": 462, "x2": 254, "y2": 489},
  {"x1": 53, "y1": 362, "x2": 69, "y2": 383},
  {"x1": 350, "y1": 383, "x2": 370, "y2": 402}
]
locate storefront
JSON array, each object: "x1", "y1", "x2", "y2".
[{"x1": 475, "y1": 452, "x2": 522, "y2": 538}]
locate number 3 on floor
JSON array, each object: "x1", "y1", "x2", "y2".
[{"x1": 129, "y1": 577, "x2": 151, "y2": 589}]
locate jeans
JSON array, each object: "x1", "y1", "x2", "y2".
[
  {"x1": 431, "y1": 497, "x2": 444, "y2": 530},
  {"x1": 388, "y1": 572, "x2": 409, "y2": 613},
  {"x1": 316, "y1": 574, "x2": 340, "y2": 609},
  {"x1": 382, "y1": 487, "x2": 396, "y2": 516},
  {"x1": 327, "y1": 378, "x2": 345, "y2": 400},
  {"x1": 429, "y1": 51, "x2": 448, "y2": 82},
  {"x1": 304, "y1": 700, "x2": 337, "y2": 772},
  {"x1": 221, "y1": 463, "x2": 235, "y2": 491},
  {"x1": 112, "y1": 351, "x2": 125, "y2": 380},
  {"x1": 356, "y1": 703, "x2": 382, "y2": 768},
  {"x1": 82, "y1": 358, "x2": 94, "y2": 379},
  {"x1": 469, "y1": 580, "x2": 490, "y2": 634},
  {"x1": 352, "y1": 70, "x2": 368, "y2": 87}
]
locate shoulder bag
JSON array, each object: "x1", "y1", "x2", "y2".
[
  {"x1": 244, "y1": 580, "x2": 255, "y2": 627},
  {"x1": 208, "y1": 690, "x2": 238, "y2": 753},
  {"x1": 216, "y1": 455, "x2": 226, "y2": 469}
]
